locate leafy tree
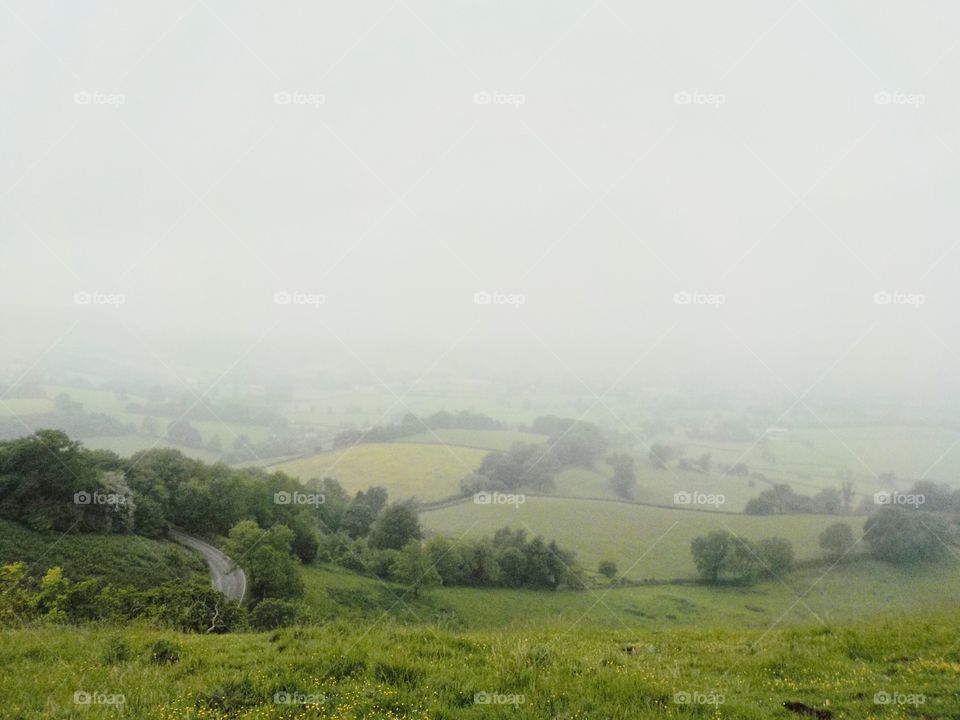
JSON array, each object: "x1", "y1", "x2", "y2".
[
  {"x1": 756, "y1": 537, "x2": 795, "y2": 576},
  {"x1": 496, "y1": 547, "x2": 527, "y2": 587},
  {"x1": 819, "y1": 522, "x2": 855, "y2": 559},
  {"x1": 598, "y1": 560, "x2": 618, "y2": 580},
  {"x1": 225, "y1": 521, "x2": 304, "y2": 601},
  {"x1": 607, "y1": 453, "x2": 637, "y2": 499},
  {"x1": 165, "y1": 419, "x2": 202, "y2": 448},
  {"x1": 393, "y1": 541, "x2": 441, "y2": 597},
  {"x1": 368, "y1": 503, "x2": 421, "y2": 550},
  {"x1": 249, "y1": 599, "x2": 298, "y2": 630},
  {"x1": 864, "y1": 508, "x2": 948, "y2": 565}
]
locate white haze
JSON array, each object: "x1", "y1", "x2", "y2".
[{"x1": 2, "y1": 1, "x2": 959, "y2": 403}]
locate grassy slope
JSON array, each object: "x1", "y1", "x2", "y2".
[
  {"x1": 273, "y1": 443, "x2": 488, "y2": 501},
  {"x1": 3, "y1": 609, "x2": 960, "y2": 718},
  {"x1": 301, "y1": 559, "x2": 960, "y2": 632},
  {"x1": 422, "y1": 496, "x2": 868, "y2": 580},
  {"x1": 0, "y1": 520, "x2": 205, "y2": 589}
]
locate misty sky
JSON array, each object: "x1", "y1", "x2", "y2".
[{"x1": 2, "y1": 1, "x2": 959, "y2": 399}]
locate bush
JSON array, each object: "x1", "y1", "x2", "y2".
[
  {"x1": 249, "y1": 599, "x2": 298, "y2": 631},
  {"x1": 102, "y1": 635, "x2": 131, "y2": 664},
  {"x1": 148, "y1": 638, "x2": 180, "y2": 664}
]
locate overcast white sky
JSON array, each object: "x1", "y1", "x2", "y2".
[{"x1": 2, "y1": 1, "x2": 959, "y2": 399}]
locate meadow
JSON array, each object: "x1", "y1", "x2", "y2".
[
  {"x1": 421, "y1": 496, "x2": 868, "y2": 580},
  {"x1": 2, "y1": 608, "x2": 959, "y2": 718},
  {"x1": 273, "y1": 443, "x2": 488, "y2": 501}
]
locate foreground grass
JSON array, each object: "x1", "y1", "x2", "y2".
[{"x1": 2, "y1": 610, "x2": 959, "y2": 718}]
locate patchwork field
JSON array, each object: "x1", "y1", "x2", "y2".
[
  {"x1": 421, "y1": 496, "x2": 868, "y2": 581},
  {"x1": 272, "y1": 443, "x2": 488, "y2": 501}
]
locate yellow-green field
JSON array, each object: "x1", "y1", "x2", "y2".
[
  {"x1": 422, "y1": 496, "x2": 867, "y2": 580},
  {"x1": 273, "y1": 443, "x2": 488, "y2": 501}
]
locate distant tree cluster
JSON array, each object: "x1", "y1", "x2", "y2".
[
  {"x1": 463, "y1": 417, "x2": 609, "y2": 496},
  {"x1": 744, "y1": 484, "x2": 847, "y2": 515},
  {"x1": 333, "y1": 410, "x2": 502, "y2": 449},
  {"x1": 690, "y1": 530, "x2": 795, "y2": 583},
  {"x1": 322, "y1": 526, "x2": 582, "y2": 592}
]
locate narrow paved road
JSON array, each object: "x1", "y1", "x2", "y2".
[{"x1": 171, "y1": 530, "x2": 246, "y2": 603}]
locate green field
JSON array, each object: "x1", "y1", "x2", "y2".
[
  {"x1": 4, "y1": 607, "x2": 960, "y2": 718},
  {"x1": 273, "y1": 443, "x2": 488, "y2": 501},
  {"x1": 422, "y1": 496, "x2": 867, "y2": 580},
  {"x1": 399, "y1": 429, "x2": 547, "y2": 451}
]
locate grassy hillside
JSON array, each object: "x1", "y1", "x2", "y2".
[
  {"x1": 399, "y1": 429, "x2": 547, "y2": 451},
  {"x1": 300, "y1": 558, "x2": 960, "y2": 632},
  {"x1": 3, "y1": 609, "x2": 960, "y2": 718},
  {"x1": 422, "y1": 497, "x2": 867, "y2": 580},
  {"x1": 273, "y1": 443, "x2": 488, "y2": 501},
  {"x1": 0, "y1": 520, "x2": 205, "y2": 589}
]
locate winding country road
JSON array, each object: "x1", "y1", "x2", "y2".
[{"x1": 170, "y1": 530, "x2": 246, "y2": 603}]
